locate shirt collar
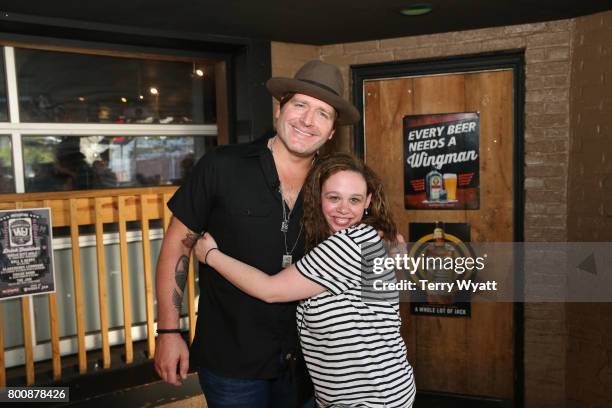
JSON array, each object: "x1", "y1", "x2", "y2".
[{"x1": 242, "y1": 135, "x2": 273, "y2": 157}]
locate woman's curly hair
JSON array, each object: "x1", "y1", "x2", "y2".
[{"x1": 302, "y1": 152, "x2": 397, "y2": 250}]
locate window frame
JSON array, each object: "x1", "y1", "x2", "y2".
[{"x1": 0, "y1": 43, "x2": 228, "y2": 193}]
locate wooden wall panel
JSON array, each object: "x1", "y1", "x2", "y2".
[
  {"x1": 94, "y1": 198, "x2": 111, "y2": 369},
  {"x1": 20, "y1": 297, "x2": 35, "y2": 385},
  {"x1": 0, "y1": 188, "x2": 198, "y2": 384},
  {"x1": 464, "y1": 71, "x2": 514, "y2": 397},
  {"x1": 139, "y1": 194, "x2": 155, "y2": 358},
  {"x1": 364, "y1": 70, "x2": 514, "y2": 399},
  {"x1": 69, "y1": 199, "x2": 87, "y2": 374},
  {"x1": 117, "y1": 196, "x2": 134, "y2": 364},
  {"x1": 0, "y1": 187, "x2": 177, "y2": 227},
  {"x1": 364, "y1": 78, "x2": 419, "y2": 373}
]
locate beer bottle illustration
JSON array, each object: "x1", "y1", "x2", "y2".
[
  {"x1": 423, "y1": 222, "x2": 457, "y2": 304},
  {"x1": 425, "y1": 167, "x2": 443, "y2": 202}
]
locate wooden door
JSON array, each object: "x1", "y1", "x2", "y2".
[{"x1": 363, "y1": 70, "x2": 514, "y2": 399}]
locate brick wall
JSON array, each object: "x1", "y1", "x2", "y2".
[
  {"x1": 566, "y1": 11, "x2": 612, "y2": 408},
  {"x1": 271, "y1": 42, "x2": 320, "y2": 78},
  {"x1": 568, "y1": 12, "x2": 612, "y2": 241},
  {"x1": 273, "y1": 19, "x2": 574, "y2": 406}
]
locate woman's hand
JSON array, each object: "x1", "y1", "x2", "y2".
[
  {"x1": 387, "y1": 233, "x2": 406, "y2": 258},
  {"x1": 194, "y1": 232, "x2": 218, "y2": 265}
]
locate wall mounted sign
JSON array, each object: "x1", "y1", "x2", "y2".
[
  {"x1": 0, "y1": 208, "x2": 55, "y2": 300},
  {"x1": 404, "y1": 112, "x2": 480, "y2": 210},
  {"x1": 408, "y1": 222, "x2": 473, "y2": 317}
]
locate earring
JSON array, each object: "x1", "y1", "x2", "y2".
[{"x1": 365, "y1": 208, "x2": 369, "y2": 216}]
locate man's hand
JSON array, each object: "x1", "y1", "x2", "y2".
[{"x1": 154, "y1": 333, "x2": 189, "y2": 386}]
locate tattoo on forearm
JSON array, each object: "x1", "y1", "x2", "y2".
[
  {"x1": 175, "y1": 256, "x2": 188, "y2": 291},
  {"x1": 172, "y1": 255, "x2": 189, "y2": 311},
  {"x1": 181, "y1": 231, "x2": 200, "y2": 249},
  {"x1": 172, "y1": 289, "x2": 183, "y2": 311},
  {"x1": 168, "y1": 216, "x2": 200, "y2": 249}
]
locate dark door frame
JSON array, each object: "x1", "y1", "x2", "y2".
[{"x1": 351, "y1": 50, "x2": 525, "y2": 408}]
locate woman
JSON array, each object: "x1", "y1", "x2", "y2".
[{"x1": 195, "y1": 153, "x2": 415, "y2": 407}]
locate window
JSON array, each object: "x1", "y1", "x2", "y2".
[
  {"x1": 23, "y1": 135, "x2": 215, "y2": 192},
  {"x1": 15, "y1": 48, "x2": 216, "y2": 124},
  {"x1": 0, "y1": 45, "x2": 220, "y2": 193},
  {"x1": 0, "y1": 135, "x2": 13, "y2": 193},
  {"x1": 0, "y1": 51, "x2": 8, "y2": 122}
]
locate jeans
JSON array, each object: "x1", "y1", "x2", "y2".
[{"x1": 198, "y1": 366, "x2": 314, "y2": 408}]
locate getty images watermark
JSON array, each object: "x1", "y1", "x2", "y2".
[
  {"x1": 361, "y1": 242, "x2": 612, "y2": 303},
  {"x1": 372, "y1": 252, "x2": 496, "y2": 293}
]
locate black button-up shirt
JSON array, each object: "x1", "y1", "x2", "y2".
[{"x1": 168, "y1": 137, "x2": 305, "y2": 379}]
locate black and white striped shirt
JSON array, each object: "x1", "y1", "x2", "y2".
[{"x1": 296, "y1": 224, "x2": 415, "y2": 407}]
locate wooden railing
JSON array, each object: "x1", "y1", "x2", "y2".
[{"x1": 0, "y1": 186, "x2": 197, "y2": 387}]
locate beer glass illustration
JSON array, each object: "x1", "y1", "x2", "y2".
[{"x1": 443, "y1": 173, "x2": 457, "y2": 201}]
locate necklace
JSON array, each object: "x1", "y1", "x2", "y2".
[
  {"x1": 269, "y1": 136, "x2": 305, "y2": 268},
  {"x1": 280, "y1": 185, "x2": 292, "y2": 233},
  {"x1": 280, "y1": 186, "x2": 303, "y2": 268}
]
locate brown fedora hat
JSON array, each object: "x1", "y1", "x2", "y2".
[{"x1": 266, "y1": 60, "x2": 360, "y2": 125}]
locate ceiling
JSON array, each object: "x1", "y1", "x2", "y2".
[{"x1": 0, "y1": 0, "x2": 610, "y2": 45}]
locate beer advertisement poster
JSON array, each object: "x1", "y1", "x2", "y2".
[
  {"x1": 0, "y1": 208, "x2": 55, "y2": 300},
  {"x1": 407, "y1": 222, "x2": 472, "y2": 317},
  {"x1": 403, "y1": 112, "x2": 480, "y2": 210}
]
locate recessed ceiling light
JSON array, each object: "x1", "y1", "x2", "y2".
[{"x1": 400, "y1": 3, "x2": 433, "y2": 16}]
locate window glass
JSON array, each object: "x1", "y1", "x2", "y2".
[
  {"x1": 22, "y1": 135, "x2": 215, "y2": 192},
  {"x1": 0, "y1": 135, "x2": 14, "y2": 193},
  {"x1": 0, "y1": 50, "x2": 8, "y2": 122},
  {"x1": 15, "y1": 48, "x2": 216, "y2": 124}
]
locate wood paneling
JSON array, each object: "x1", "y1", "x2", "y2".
[
  {"x1": 139, "y1": 194, "x2": 156, "y2": 358},
  {"x1": 0, "y1": 187, "x2": 177, "y2": 227},
  {"x1": 117, "y1": 196, "x2": 134, "y2": 364},
  {"x1": 94, "y1": 198, "x2": 111, "y2": 369},
  {"x1": 162, "y1": 193, "x2": 172, "y2": 232},
  {"x1": 364, "y1": 70, "x2": 514, "y2": 398},
  {"x1": 44, "y1": 199, "x2": 62, "y2": 381},
  {"x1": 20, "y1": 297, "x2": 35, "y2": 385},
  {"x1": 69, "y1": 199, "x2": 88, "y2": 374},
  {"x1": 0, "y1": 34, "x2": 227, "y2": 384},
  {"x1": 0, "y1": 187, "x2": 191, "y2": 383},
  {"x1": 47, "y1": 293, "x2": 61, "y2": 380}
]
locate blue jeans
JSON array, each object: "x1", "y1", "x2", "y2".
[{"x1": 198, "y1": 366, "x2": 314, "y2": 408}]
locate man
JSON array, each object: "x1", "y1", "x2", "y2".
[{"x1": 154, "y1": 60, "x2": 360, "y2": 407}]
